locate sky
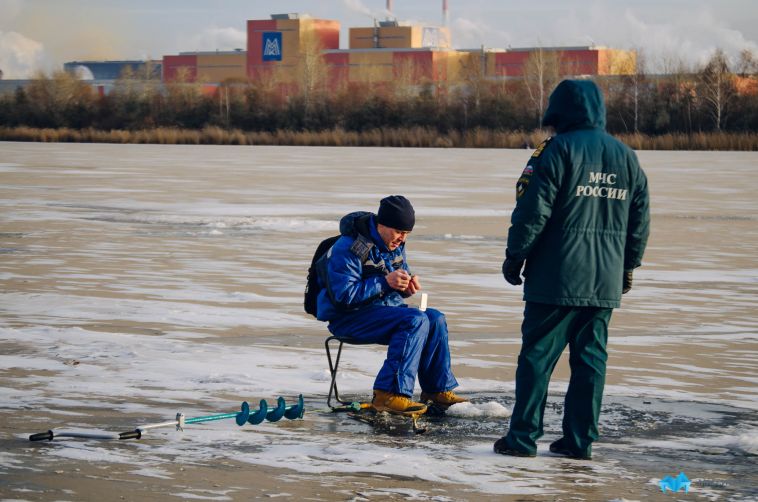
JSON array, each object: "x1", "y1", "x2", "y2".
[{"x1": 1, "y1": 0, "x2": 757, "y2": 78}]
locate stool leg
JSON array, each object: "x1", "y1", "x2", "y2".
[{"x1": 325, "y1": 337, "x2": 345, "y2": 408}]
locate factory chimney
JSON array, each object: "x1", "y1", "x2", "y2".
[
  {"x1": 443, "y1": 0, "x2": 449, "y2": 27},
  {"x1": 387, "y1": 0, "x2": 393, "y2": 17}
]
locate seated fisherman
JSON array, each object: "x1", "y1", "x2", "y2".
[{"x1": 316, "y1": 195, "x2": 467, "y2": 415}]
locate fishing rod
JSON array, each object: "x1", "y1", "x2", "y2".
[{"x1": 29, "y1": 394, "x2": 304, "y2": 442}]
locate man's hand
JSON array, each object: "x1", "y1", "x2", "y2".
[
  {"x1": 386, "y1": 269, "x2": 411, "y2": 291},
  {"x1": 502, "y1": 257, "x2": 524, "y2": 286},
  {"x1": 622, "y1": 270, "x2": 633, "y2": 294},
  {"x1": 406, "y1": 275, "x2": 421, "y2": 295}
]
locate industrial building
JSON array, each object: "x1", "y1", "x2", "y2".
[
  {"x1": 244, "y1": 16, "x2": 635, "y2": 91},
  {"x1": 246, "y1": 13, "x2": 339, "y2": 85},
  {"x1": 63, "y1": 60, "x2": 161, "y2": 80},
  {"x1": 479, "y1": 46, "x2": 637, "y2": 79},
  {"x1": 241, "y1": 11, "x2": 635, "y2": 91},
  {"x1": 321, "y1": 20, "x2": 458, "y2": 88},
  {"x1": 162, "y1": 50, "x2": 247, "y2": 83},
  {"x1": 64, "y1": 5, "x2": 637, "y2": 91},
  {"x1": 347, "y1": 22, "x2": 451, "y2": 50}
]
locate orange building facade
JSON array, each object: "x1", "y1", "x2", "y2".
[
  {"x1": 162, "y1": 51, "x2": 246, "y2": 83},
  {"x1": 162, "y1": 54, "x2": 198, "y2": 82},
  {"x1": 322, "y1": 21, "x2": 459, "y2": 88},
  {"x1": 160, "y1": 14, "x2": 636, "y2": 90},
  {"x1": 246, "y1": 14, "x2": 340, "y2": 85},
  {"x1": 482, "y1": 47, "x2": 637, "y2": 79}
]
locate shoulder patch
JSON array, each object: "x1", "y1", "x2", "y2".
[
  {"x1": 349, "y1": 234, "x2": 374, "y2": 262},
  {"x1": 516, "y1": 161, "x2": 537, "y2": 199},
  {"x1": 516, "y1": 175, "x2": 530, "y2": 199},
  {"x1": 531, "y1": 137, "x2": 552, "y2": 158}
]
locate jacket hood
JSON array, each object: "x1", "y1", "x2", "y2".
[
  {"x1": 339, "y1": 211, "x2": 374, "y2": 238},
  {"x1": 542, "y1": 79, "x2": 606, "y2": 133}
]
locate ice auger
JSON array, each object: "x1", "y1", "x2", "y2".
[{"x1": 29, "y1": 395, "x2": 305, "y2": 441}]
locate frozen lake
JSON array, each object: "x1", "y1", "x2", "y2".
[{"x1": 1, "y1": 142, "x2": 757, "y2": 500}]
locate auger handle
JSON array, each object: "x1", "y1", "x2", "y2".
[
  {"x1": 29, "y1": 430, "x2": 54, "y2": 441},
  {"x1": 118, "y1": 430, "x2": 142, "y2": 440}
]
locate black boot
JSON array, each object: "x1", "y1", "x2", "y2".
[
  {"x1": 549, "y1": 438, "x2": 592, "y2": 460},
  {"x1": 493, "y1": 437, "x2": 536, "y2": 457}
]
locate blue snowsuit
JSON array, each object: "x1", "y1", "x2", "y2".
[{"x1": 316, "y1": 211, "x2": 458, "y2": 397}]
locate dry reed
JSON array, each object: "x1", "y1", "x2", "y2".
[{"x1": 1, "y1": 126, "x2": 757, "y2": 151}]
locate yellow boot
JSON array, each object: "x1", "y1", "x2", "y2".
[
  {"x1": 372, "y1": 390, "x2": 427, "y2": 416},
  {"x1": 420, "y1": 390, "x2": 469, "y2": 407}
]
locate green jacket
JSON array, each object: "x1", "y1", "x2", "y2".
[{"x1": 507, "y1": 80, "x2": 650, "y2": 308}]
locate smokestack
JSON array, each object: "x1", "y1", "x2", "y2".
[
  {"x1": 387, "y1": 0, "x2": 393, "y2": 16},
  {"x1": 443, "y1": 0, "x2": 449, "y2": 27}
]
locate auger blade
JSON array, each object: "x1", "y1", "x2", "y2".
[
  {"x1": 247, "y1": 399, "x2": 268, "y2": 425},
  {"x1": 266, "y1": 396, "x2": 286, "y2": 422},
  {"x1": 236, "y1": 401, "x2": 251, "y2": 426},
  {"x1": 284, "y1": 394, "x2": 305, "y2": 420}
]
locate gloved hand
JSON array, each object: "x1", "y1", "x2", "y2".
[
  {"x1": 502, "y1": 256, "x2": 525, "y2": 286},
  {"x1": 622, "y1": 270, "x2": 633, "y2": 294}
]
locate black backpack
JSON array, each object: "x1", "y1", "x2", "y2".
[{"x1": 304, "y1": 235, "x2": 341, "y2": 318}]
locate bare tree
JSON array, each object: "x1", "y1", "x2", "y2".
[
  {"x1": 24, "y1": 70, "x2": 95, "y2": 127},
  {"x1": 523, "y1": 47, "x2": 561, "y2": 127},
  {"x1": 736, "y1": 49, "x2": 758, "y2": 77},
  {"x1": 627, "y1": 49, "x2": 646, "y2": 133},
  {"x1": 656, "y1": 50, "x2": 689, "y2": 76},
  {"x1": 392, "y1": 57, "x2": 418, "y2": 100},
  {"x1": 297, "y1": 27, "x2": 327, "y2": 113},
  {"x1": 165, "y1": 66, "x2": 204, "y2": 118},
  {"x1": 458, "y1": 49, "x2": 488, "y2": 111},
  {"x1": 699, "y1": 49, "x2": 735, "y2": 131},
  {"x1": 655, "y1": 53, "x2": 696, "y2": 133},
  {"x1": 138, "y1": 59, "x2": 160, "y2": 81}
]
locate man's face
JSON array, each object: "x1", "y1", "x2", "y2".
[{"x1": 377, "y1": 224, "x2": 410, "y2": 251}]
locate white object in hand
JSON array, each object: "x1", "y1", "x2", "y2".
[{"x1": 419, "y1": 293, "x2": 428, "y2": 312}]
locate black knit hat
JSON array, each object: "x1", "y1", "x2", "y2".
[{"x1": 377, "y1": 195, "x2": 415, "y2": 231}]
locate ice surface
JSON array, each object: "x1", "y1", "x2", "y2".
[{"x1": 1, "y1": 144, "x2": 756, "y2": 498}]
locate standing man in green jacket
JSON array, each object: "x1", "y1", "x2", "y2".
[{"x1": 494, "y1": 80, "x2": 650, "y2": 460}]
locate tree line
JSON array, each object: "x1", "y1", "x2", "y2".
[{"x1": 0, "y1": 48, "x2": 757, "y2": 145}]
